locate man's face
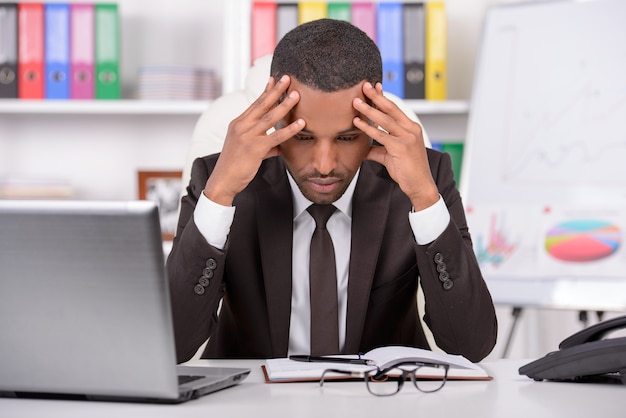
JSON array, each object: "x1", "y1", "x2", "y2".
[{"x1": 279, "y1": 79, "x2": 372, "y2": 205}]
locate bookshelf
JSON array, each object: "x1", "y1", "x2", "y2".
[
  {"x1": 0, "y1": 100, "x2": 209, "y2": 115},
  {"x1": 0, "y1": 0, "x2": 222, "y2": 202},
  {"x1": 1, "y1": 0, "x2": 472, "y2": 204},
  {"x1": 222, "y1": 0, "x2": 469, "y2": 141}
]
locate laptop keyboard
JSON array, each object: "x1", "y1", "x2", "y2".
[{"x1": 178, "y1": 375, "x2": 204, "y2": 385}]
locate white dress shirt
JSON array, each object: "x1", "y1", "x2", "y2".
[{"x1": 193, "y1": 168, "x2": 450, "y2": 355}]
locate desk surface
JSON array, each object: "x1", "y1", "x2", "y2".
[{"x1": 2, "y1": 359, "x2": 623, "y2": 417}]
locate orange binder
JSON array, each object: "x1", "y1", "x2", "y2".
[
  {"x1": 18, "y1": 3, "x2": 45, "y2": 99},
  {"x1": 251, "y1": 1, "x2": 277, "y2": 64}
]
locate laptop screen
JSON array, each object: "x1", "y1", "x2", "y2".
[{"x1": 0, "y1": 200, "x2": 181, "y2": 400}]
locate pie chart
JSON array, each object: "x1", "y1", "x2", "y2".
[{"x1": 545, "y1": 220, "x2": 621, "y2": 262}]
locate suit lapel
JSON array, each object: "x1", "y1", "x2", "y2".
[
  {"x1": 344, "y1": 162, "x2": 393, "y2": 353},
  {"x1": 256, "y1": 159, "x2": 293, "y2": 357}
]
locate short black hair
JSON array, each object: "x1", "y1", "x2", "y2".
[{"x1": 270, "y1": 18, "x2": 382, "y2": 92}]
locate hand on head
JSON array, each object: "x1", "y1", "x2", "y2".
[
  {"x1": 203, "y1": 75, "x2": 305, "y2": 206},
  {"x1": 353, "y1": 82, "x2": 440, "y2": 210}
]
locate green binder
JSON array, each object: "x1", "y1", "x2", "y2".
[
  {"x1": 327, "y1": 2, "x2": 351, "y2": 22},
  {"x1": 95, "y1": 3, "x2": 120, "y2": 99}
]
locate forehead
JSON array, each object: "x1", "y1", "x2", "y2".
[{"x1": 287, "y1": 79, "x2": 366, "y2": 130}]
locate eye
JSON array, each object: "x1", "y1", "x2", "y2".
[
  {"x1": 295, "y1": 134, "x2": 315, "y2": 141},
  {"x1": 337, "y1": 135, "x2": 358, "y2": 142}
]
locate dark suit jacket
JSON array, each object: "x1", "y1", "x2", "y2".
[{"x1": 166, "y1": 150, "x2": 497, "y2": 363}]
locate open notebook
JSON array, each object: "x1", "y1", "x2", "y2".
[
  {"x1": 0, "y1": 200, "x2": 249, "y2": 403},
  {"x1": 263, "y1": 346, "x2": 491, "y2": 383}
]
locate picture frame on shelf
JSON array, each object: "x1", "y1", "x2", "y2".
[{"x1": 137, "y1": 170, "x2": 182, "y2": 241}]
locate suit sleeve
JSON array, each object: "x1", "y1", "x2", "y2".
[
  {"x1": 415, "y1": 151, "x2": 498, "y2": 362},
  {"x1": 166, "y1": 156, "x2": 227, "y2": 363}
]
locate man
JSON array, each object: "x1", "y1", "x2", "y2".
[{"x1": 167, "y1": 19, "x2": 497, "y2": 363}]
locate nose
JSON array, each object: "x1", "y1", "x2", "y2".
[{"x1": 311, "y1": 138, "x2": 338, "y2": 176}]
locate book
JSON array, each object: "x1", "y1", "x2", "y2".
[
  {"x1": 251, "y1": 1, "x2": 277, "y2": 63},
  {"x1": 327, "y1": 2, "x2": 351, "y2": 22},
  {"x1": 44, "y1": 3, "x2": 70, "y2": 99},
  {"x1": 403, "y1": 2, "x2": 425, "y2": 99},
  {"x1": 351, "y1": 2, "x2": 376, "y2": 42},
  {"x1": 377, "y1": 2, "x2": 404, "y2": 98},
  {"x1": 262, "y1": 346, "x2": 491, "y2": 383},
  {"x1": 425, "y1": 1, "x2": 447, "y2": 100},
  {"x1": 94, "y1": 3, "x2": 120, "y2": 99},
  {"x1": 0, "y1": 177, "x2": 73, "y2": 199},
  {"x1": 298, "y1": 1, "x2": 327, "y2": 25},
  {"x1": 0, "y1": 2, "x2": 18, "y2": 99},
  {"x1": 277, "y1": 2, "x2": 298, "y2": 42},
  {"x1": 70, "y1": 3, "x2": 94, "y2": 99},
  {"x1": 18, "y1": 2, "x2": 45, "y2": 99}
]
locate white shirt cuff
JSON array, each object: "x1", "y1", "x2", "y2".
[
  {"x1": 408, "y1": 195, "x2": 450, "y2": 245},
  {"x1": 194, "y1": 191, "x2": 236, "y2": 250}
]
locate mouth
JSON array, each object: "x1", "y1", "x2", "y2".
[{"x1": 307, "y1": 178, "x2": 341, "y2": 194}]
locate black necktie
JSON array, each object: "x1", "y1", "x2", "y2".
[{"x1": 307, "y1": 204, "x2": 340, "y2": 356}]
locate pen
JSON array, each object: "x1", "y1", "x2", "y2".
[{"x1": 288, "y1": 355, "x2": 375, "y2": 365}]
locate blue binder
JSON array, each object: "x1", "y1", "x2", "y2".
[
  {"x1": 377, "y1": 2, "x2": 404, "y2": 98},
  {"x1": 45, "y1": 3, "x2": 70, "y2": 99}
]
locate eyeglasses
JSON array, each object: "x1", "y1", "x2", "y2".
[{"x1": 320, "y1": 361, "x2": 450, "y2": 397}]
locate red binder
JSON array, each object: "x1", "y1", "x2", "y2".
[
  {"x1": 251, "y1": 1, "x2": 277, "y2": 64},
  {"x1": 18, "y1": 3, "x2": 44, "y2": 99}
]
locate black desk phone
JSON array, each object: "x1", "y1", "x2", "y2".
[{"x1": 519, "y1": 315, "x2": 626, "y2": 384}]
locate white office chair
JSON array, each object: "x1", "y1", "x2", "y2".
[{"x1": 181, "y1": 54, "x2": 431, "y2": 193}]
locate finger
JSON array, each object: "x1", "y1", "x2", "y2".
[
  {"x1": 353, "y1": 114, "x2": 393, "y2": 146},
  {"x1": 357, "y1": 82, "x2": 415, "y2": 134},
  {"x1": 364, "y1": 145, "x2": 387, "y2": 166},
  {"x1": 252, "y1": 88, "x2": 302, "y2": 135},
  {"x1": 265, "y1": 117, "x2": 305, "y2": 148},
  {"x1": 239, "y1": 74, "x2": 290, "y2": 121}
]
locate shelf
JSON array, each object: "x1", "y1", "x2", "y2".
[
  {"x1": 0, "y1": 100, "x2": 211, "y2": 115},
  {"x1": 0, "y1": 99, "x2": 467, "y2": 117},
  {"x1": 404, "y1": 100, "x2": 469, "y2": 115}
]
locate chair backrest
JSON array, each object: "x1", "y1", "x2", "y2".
[{"x1": 181, "y1": 55, "x2": 431, "y2": 194}]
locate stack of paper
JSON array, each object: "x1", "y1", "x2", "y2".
[
  {"x1": 136, "y1": 66, "x2": 219, "y2": 101},
  {"x1": 0, "y1": 178, "x2": 73, "y2": 199}
]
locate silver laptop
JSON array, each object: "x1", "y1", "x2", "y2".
[{"x1": 0, "y1": 199, "x2": 249, "y2": 403}]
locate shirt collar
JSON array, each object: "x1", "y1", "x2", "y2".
[{"x1": 287, "y1": 168, "x2": 359, "y2": 221}]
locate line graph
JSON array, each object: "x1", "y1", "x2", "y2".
[{"x1": 463, "y1": 0, "x2": 626, "y2": 206}]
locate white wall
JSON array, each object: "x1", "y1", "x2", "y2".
[{"x1": 2, "y1": 0, "x2": 619, "y2": 361}]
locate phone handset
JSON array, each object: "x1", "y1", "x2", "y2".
[{"x1": 559, "y1": 315, "x2": 626, "y2": 349}]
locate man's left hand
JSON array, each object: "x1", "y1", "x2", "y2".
[{"x1": 353, "y1": 82, "x2": 440, "y2": 211}]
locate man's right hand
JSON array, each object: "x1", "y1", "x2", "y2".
[{"x1": 203, "y1": 75, "x2": 305, "y2": 206}]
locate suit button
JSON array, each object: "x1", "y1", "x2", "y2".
[
  {"x1": 199, "y1": 277, "x2": 210, "y2": 287},
  {"x1": 206, "y1": 258, "x2": 217, "y2": 269},
  {"x1": 442, "y1": 279, "x2": 454, "y2": 291},
  {"x1": 434, "y1": 252, "x2": 444, "y2": 263},
  {"x1": 203, "y1": 267, "x2": 214, "y2": 279},
  {"x1": 194, "y1": 284, "x2": 206, "y2": 295},
  {"x1": 438, "y1": 271, "x2": 450, "y2": 282},
  {"x1": 436, "y1": 262, "x2": 447, "y2": 273}
]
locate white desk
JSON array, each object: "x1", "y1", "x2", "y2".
[{"x1": 1, "y1": 359, "x2": 623, "y2": 417}]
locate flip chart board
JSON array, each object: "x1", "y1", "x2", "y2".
[{"x1": 460, "y1": 0, "x2": 626, "y2": 311}]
